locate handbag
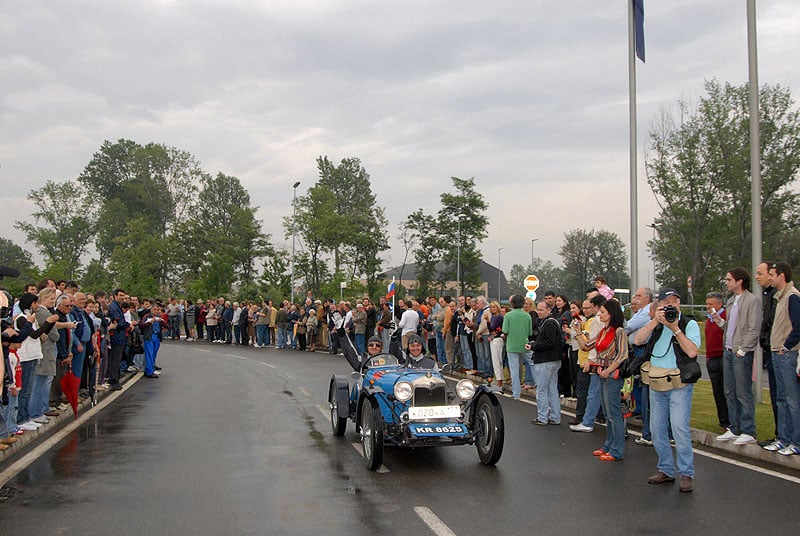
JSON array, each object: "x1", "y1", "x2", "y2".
[
  {"x1": 641, "y1": 362, "x2": 683, "y2": 391},
  {"x1": 676, "y1": 352, "x2": 702, "y2": 383}
]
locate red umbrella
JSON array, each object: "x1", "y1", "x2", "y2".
[{"x1": 61, "y1": 365, "x2": 81, "y2": 419}]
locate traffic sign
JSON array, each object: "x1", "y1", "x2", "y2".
[
  {"x1": 526, "y1": 290, "x2": 537, "y2": 301},
  {"x1": 524, "y1": 275, "x2": 540, "y2": 292}
]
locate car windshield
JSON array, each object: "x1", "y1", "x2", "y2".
[{"x1": 365, "y1": 354, "x2": 399, "y2": 368}]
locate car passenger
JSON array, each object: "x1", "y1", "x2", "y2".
[{"x1": 405, "y1": 334, "x2": 438, "y2": 370}]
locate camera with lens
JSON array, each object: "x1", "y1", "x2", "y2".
[{"x1": 663, "y1": 305, "x2": 679, "y2": 323}]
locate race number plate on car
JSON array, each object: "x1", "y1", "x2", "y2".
[
  {"x1": 408, "y1": 405, "x2": 461, "y2": 420},
  {"x1": 409, "y1": 423, "x2": 468, "y2": 437}
]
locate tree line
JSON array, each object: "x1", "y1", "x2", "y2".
[{"x1": 3, "y1": 79, "x2": 798, "y2": 304}]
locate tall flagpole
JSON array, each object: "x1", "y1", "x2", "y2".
[
  {"x1": 747, "y1": 0, "x2": 763, "y2": 403},
  {"x1": 628, "y1": 1, "x2": 639, "y2": 294}
]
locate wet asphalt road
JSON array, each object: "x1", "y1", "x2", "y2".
[{"x1": 1, "y1": 341, "x2": 799, "y2": 535}]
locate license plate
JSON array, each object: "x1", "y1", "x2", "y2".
[
  {"x1": 409, "y1": 424, "x2": 468, "y2": 437},
  {"x1": 408, "y1": 405, "x2": 461, "y2": 420}
]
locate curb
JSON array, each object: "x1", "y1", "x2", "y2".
[
  {"x1": 0, "y1": 372, "x2": 140, "y2": 465},
  {"x1": 449, "y1": 370, "x2": 800, "y2": 473}
]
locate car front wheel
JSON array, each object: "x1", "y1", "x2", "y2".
[
  {"x1": 359, "y1": 396, "x2": 384, "y2": 471},
  {"x1": 474, "y1": 393, "x2": 504, "y2": 465}
]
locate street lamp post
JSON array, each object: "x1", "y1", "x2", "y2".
[
  {"x1": 497, "y1": 247, "x2": 503, "y2": 302},
  {"x1": 291, "y1": 181, "x2": 300, "y2": 304},
  {"x1": 530, "y1": 238, "x2": 538, "y2": 272}
]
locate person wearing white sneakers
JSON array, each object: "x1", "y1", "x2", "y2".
[
  {"x1": 765, "y1": 262, "x2": 800, "y2": 456},
  {"x1": 710, "y1": 267, "x2": 761, "y2": 446}
]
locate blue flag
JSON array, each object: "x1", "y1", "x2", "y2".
[{"x1": 634, "y1": 0, "x2": 645, "y2": 62}]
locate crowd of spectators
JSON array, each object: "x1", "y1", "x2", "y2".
[
  {"x1": 1, "y1": 278, "x2": 171, "y2": 450},
  {"x1": 4, "y1": 266, "x2": 800, "y2": 492}
]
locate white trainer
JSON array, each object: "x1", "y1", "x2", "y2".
[
  {"x1": 733, "y1": 434, "x2": 756, "y2": 445},
  {"x1": 716, "y1": 429, "x2": 739, "y2": 441}
]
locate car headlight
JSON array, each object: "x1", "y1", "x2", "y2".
[
  {"x1": 456, "y1": 379, "x2": 476, "y2": 400},
  {"x1": 394, "y1": 381, "x2": 413, "y2": 402}
]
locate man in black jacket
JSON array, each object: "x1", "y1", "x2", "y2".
[
  {"x1": 528, "y1": 302, "x2": 562, "y2": 425},
  {"x1": 755, "y1": 261, "x2": 779, "y2": 445}
]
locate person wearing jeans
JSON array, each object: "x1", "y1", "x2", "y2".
[
  {"x1": 635, "y1": 287, "x2": 701, "y2": 492},
  {"x1": 712, "y1": 267, "x2": 761, "y2": 445},
  {"x1": 502, "y1": 295, "x2": 532, "y2": 400},
  {"x1": 529, "y1": 301, "x2": 563, "y2": 425},
  {"x1": 765, "y1": 262, "x2": 800, "y2": 456}
]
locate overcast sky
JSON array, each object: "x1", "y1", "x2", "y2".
[{"x1": 2, "y1": 0, "x2": 798, "y2": 291}]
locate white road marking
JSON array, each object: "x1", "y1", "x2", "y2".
[
  {"x1": 299, "y1": 386, "x2": 312, "y2": 397},
  {"x1": 414, "y1": 506, "x2": 458, "y2": 536},
  {"x1": 260, "y1": 362, "x2": 276, "y2": 369},
  {"x1": 692, "y1": 448, "x2": 800, "y2": 484},
  {"x1": 317, "y1": 405, "x2": 330, "y2": 420},
  {"x1": 504, "y1": 389, "x2": 800, "y2": 485},
  {"x1": 225, "y1": 353, "x2": 247, "y2": 360},
  {"x1": 195, "y1": 348, "x2": 211, "y2": 353},
  {"x1": 0, "y1": 373, "x2": 145, "y2": 488}
]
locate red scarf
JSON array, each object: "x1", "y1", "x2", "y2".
[{"x1": 595, "y1": 326, "x2": 617, "y2": 353}]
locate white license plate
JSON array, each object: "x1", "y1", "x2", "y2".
[{"x1": 408, "y1": 405, "x2": 461, "y2": 420}]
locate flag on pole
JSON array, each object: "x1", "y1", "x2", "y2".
[
  {"x1": 634, "y1": 0, "x2": 645, "y2": 62},
  {"x1": 385, "y1": 279, "x2": 396, "y2": 300}
]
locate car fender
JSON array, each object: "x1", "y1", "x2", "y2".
[
  {"x1": 466, "y1": 385, "x2": 502, "y2": 416},
  {"x1": 355, "y1": 387, "x2": 386, "y2": 427},
  {"x1": 329, "y1": 374, "x2": 350, "y2": 421}
]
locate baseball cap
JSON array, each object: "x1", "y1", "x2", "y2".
[{"x1": 657, "y1": 288, "x2": 681, "y2": 301}]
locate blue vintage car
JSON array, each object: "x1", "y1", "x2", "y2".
[{"x1": 328, "y1": 342, "x2": 504, "y2": 471}]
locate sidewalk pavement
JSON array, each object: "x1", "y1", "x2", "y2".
[{"x1": 450, "y1": 369, "x2": 800, "y2": 473}]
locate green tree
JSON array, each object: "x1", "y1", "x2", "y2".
[
  {"x1": 646, "y1": 80, "x2": 800, "y2": 297},
  {"x1": 403, "y1": 208, "x2": 444, "y2": 296},
  {"x1": 0, "y1": 237, "x2": 40, "y2": 296},
  {"x1": 559, "y1": 229, "x2": 629, "y2": 299},
  {"x1": 78, "y1": 139, "x2": 204, "y2": 262},
  {"x1": 194, "y1": 172, "x2": 271, "y2": 285},
  {"x1": 437, "y1": 177, "x2": 489, "y2": 294},
  {"x1": 289, "y1": 156, "x2": 388, "y2": 295},
  {"x1": 15, "y1": 180, "x2": 94, "y2": 279}
]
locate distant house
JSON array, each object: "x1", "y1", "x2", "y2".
[{"x1": 382, "y1": 260, "x2": 511, "y2": 301}]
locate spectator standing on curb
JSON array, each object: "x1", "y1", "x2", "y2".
[
  {"x1": 140, "y1": 302, "x2": 166, "y2": 379},
  {"x1": 166, "y1": 297, "x2": 181, "y2": 340},
  {"x1": 528, "y1": 301, "x2": 563, "y2": 425},
  {"x1": 306, "y1": 309, "x2": 319, "y2": 352},
  {"x1": 353, "y1": 303, "x2": 367, "y2": 354},
  {"x1": 755, "y1": 261, "x2": 780, "y2": 446},
  {"x1": 635, "y1": 288, "x2": 701, "y2": 493},
  {"x1": 704, "y1": 292, "x2": 729, "y2": 431},
  {"x1": 592, "y1": 299, "x2": 628, "y2": 462},
  {"x1": 501, "y1": 295, "x2": 531, "y2": 400},
  {"x1": 568, "y1": 300, "x2": 592, "y2": 425},
  {"x1": 570, "y1": 294, "x2": 607, "y2": 433},
  {"x1": 712, "y1": 267, "x2": 761, "y2": 445},
  {"x1": 765, "y1": 262, "x2": 800, "y2": 456},
  {"x1": 195, "y1": 299, "x2": 206, "y2": 341},
  {"x1": 106, "y1": 289, "x2": 128, "y2": 392}
]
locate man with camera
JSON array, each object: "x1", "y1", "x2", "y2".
[{"x1": 634, "y1": 288, "x2": 701, "y2": 492}]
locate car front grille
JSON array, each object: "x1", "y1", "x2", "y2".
[{"x1": 413, "y1": 385, "x2": 447, "y2": 407}]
